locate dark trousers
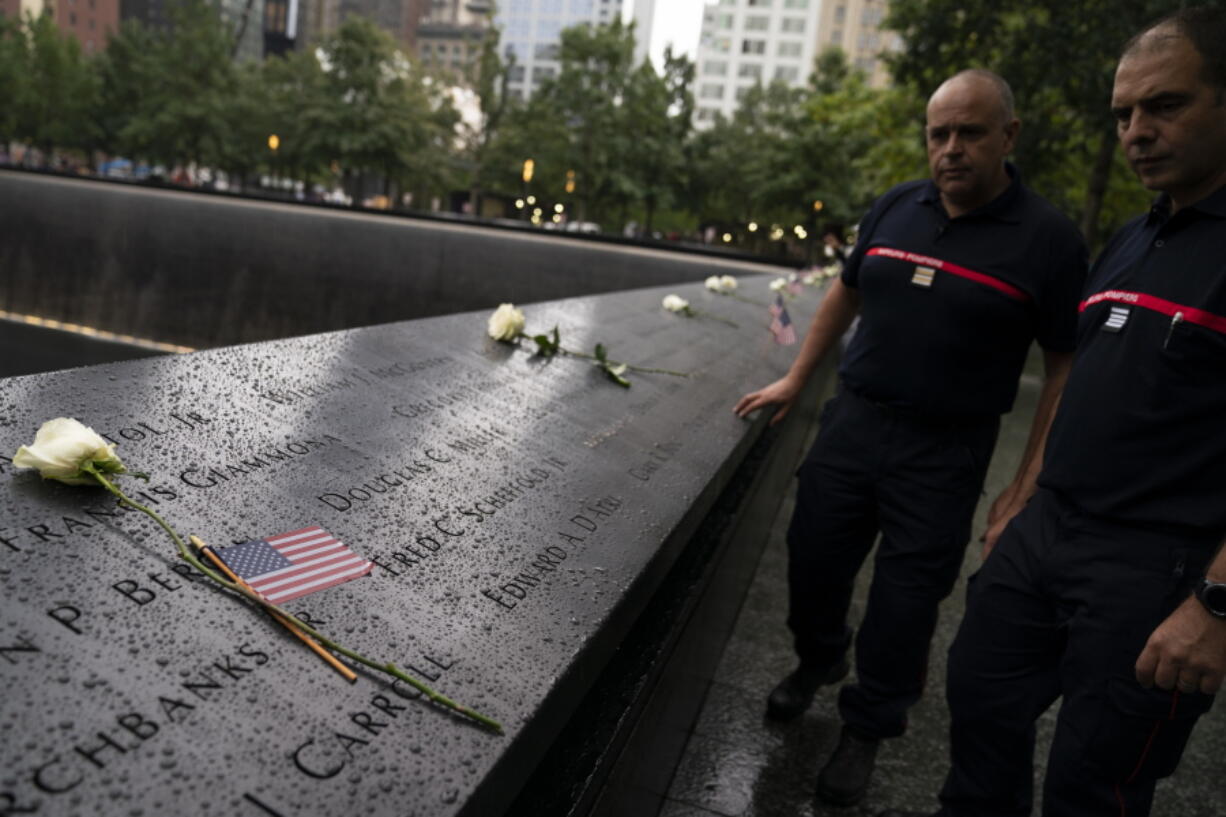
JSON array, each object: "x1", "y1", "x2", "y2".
[
  {"x1": 786, "y1": 388, "x2": 998, "y2": 738},
  {"x1": 938, "y1": 488, "x2": 1217, "y2": 817}
]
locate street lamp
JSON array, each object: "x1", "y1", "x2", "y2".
[
  {"x1": 519, "y1": 159, "x2": 535, "y2": 221},
  {"x1": 268, "y1": 134, "x2": 280, "y2": 192}
]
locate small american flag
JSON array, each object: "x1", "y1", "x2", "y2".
[
  {"x1": 769, "y1": 295, "x2": 797, "y2": 345},
  {"x1": 217, "y1": 526, "x2": 372, "y2": 604}
]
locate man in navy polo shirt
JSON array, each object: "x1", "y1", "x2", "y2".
[
  {"x1": 880, "y1": 8, "x2": 1226, "y2": 817},
  {"x1": 733, "y1": 70, "x2": 1087, "y2": 806}
]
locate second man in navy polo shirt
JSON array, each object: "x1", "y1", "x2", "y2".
[{"x1": 733, "y1": 69, "x2": 1087, "y2": 807}]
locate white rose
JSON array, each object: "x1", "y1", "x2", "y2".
[
  {"x1": 487, "y1": 303, "x2": 526, "y2": 341},
  {"x1": 718, "y1": 275, "x2": 738, "y2": 292},
  {"x1": 662, "y1": 294, "x2": 690, "y2": 313},
  {"x1": 823, "y1": 264, "x2": 841, "y2": 278},
  {"x1": 704, "y1": 275, "x2": 722, "y2": 292},
  {"x1": 13, "y1": 417, "x2": 127, "y2": 485},
  {"x1": 802, "y1": 271, "x2": 820, "y2": 286},
  {"x1": 769, "y1": 277, "x2": 788, "y2": 292}
]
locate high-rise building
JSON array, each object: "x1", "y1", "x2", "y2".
[
  {"x1": 691, "y1": 0, "x2": 822, "y2": 125},
  {"x1": 221, "y1": 0, "x2": 268, "y2": 60},
  {"x1": 417, "y1": 0, "x2": 494, "y2": 78},
  {"x1": 116, "y1": 0, "x2": 265, "y2": 61},
  {"x1": 262, "y1": 0, "x2": 297, "y2": 55},
  {"x1": 691, "y1": 0, "x2": 897, "y2": 126},
  {"x1": 496, "y1": 0, "x2": 624, "y2": 99},
  {"x1": 296, "y1": 0, "x2": 426, "y2": 52},
  {"x1": 628, "y1": 0, "x2": 652, "y2": 68},
  {"x1": 816, "y1": 0, "x2": 894, "y2": 86},
  {"x1": 1, "y1": 0, "x2": 119, "y2": 54}
]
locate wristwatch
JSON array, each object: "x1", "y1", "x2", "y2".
[{"x1": 1194, "y1": 578, "x2": 1226, "y2": 619}]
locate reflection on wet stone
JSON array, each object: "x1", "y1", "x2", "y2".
[{"x1": 0, "y1": 283, "x2": 823, "y2": 816}]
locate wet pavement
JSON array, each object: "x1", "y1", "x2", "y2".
[{"x1": 660, "y1": 361, "x2": 1226, "y2": 817}]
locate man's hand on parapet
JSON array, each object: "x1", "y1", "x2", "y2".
[
  {"x1": 1136, "y1": 596, "x2": 1226, "y2": 696},
  {"x1": 734, "y1": 376, "x2": 802, "y2": 426}
]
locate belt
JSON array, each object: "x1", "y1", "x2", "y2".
[{"x1": 840, "y1": 382, "x2": 998, "y2": 431}]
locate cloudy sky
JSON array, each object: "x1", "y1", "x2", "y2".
[{"x1": 640, "y1": 0, "x2": 708, "y2": 67}]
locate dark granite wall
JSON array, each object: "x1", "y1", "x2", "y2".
[{"x1": 0, "y1": 278, "x2": 832, "y2": 817}]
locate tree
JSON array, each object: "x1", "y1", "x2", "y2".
[
  {"x1": 302, "y1": 17, "x2": 458, "y2": 204},
  {"x1": 621, "y1": 47, "x2": 695, "y2": 233},
  {"x1": 530, "y1": 18, "x2": 641, "y2": 225},
  {"x1": 0, "y1": 16, "x2": 26, "y2": 154},
  {"x1": 12, "y1": 12, "x2": 100, "y2": 162},
  {"x1": 884, "y1": 0, "x2": 1179, "y2": 246},
  {"x1": 460, "y1": 16, "x2": 516, "y2": 216},
  {"x1": 805, "y1": 52, "x2": 926, "y2": 225},
  {"x1": 686, "y1": 49, "x2": 925, "y2": 242},
  {"x1": 115, "y1": 0, "x2": 238, "y2": 169},
  {"x1": 94, "y1": 20, "x2": 158, "y2": 162},
  {"x1": 254, "y1": 46, "x2": 333, "y2": 189}
]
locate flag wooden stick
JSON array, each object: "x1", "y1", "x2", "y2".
[{"x1": 189, "y1": 534, "x2": 358, "y2": 683}]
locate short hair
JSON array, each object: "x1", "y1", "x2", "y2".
[
  {"x1": 1123, "y1": 6, "x2": 1226, "y2": 94},
  {"x1": 938, "y1": 69, "x2": 1016, "y2": 124},
  {"x1": 821, "y1": 223, "x2": 846, "y2": 242}
]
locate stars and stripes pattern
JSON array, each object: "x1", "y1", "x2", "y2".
[
  {"x1": 1103, "y1": 305, "x2": 1131, "y2": 332},
  {"x1": 217, "y1": 526, "x2": 372, "y2": 604},
  {"x1": 769, "y1": 294, "x2": 797, "y2": 346}
]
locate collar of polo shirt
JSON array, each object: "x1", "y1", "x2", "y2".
[{"x1": 918, "y1": 162, "x2": 1025, "y2": 224}]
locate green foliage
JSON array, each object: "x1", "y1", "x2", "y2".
[
  {"x1": 0, "y1": 16, "x2": 28, "y2": 147},
  {"x1": 883, "y1": 0, "x2": 1189, "y2": 246},
  {"x1": 687, "y1": 49, "x2": 925, "y2": 236},
  {"x1": 12, "y1": 3, "x2": 1165, "y2": 254},
  {"x1": 9, "y1": 12, "x2": 99, "y2": 155},
  {"x1": 300, "y1": 17, "x2": 458, "y2": 199},
  {"x1": 111, "y1": 0, "x2": 238, "y2": 166},
  {"x1": 534, "y1": 18, "x2": 643, "y2": 222},
  {"x1": 461, "y1": 17, "x2": 516, "y2": 212},
  {"x1": 94, "y1": 20, "x2": 158, "y2": 156}
]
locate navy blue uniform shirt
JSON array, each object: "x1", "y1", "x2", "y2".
[
  {"x1": 1040, "y1": 183, "x2": 1226, "y2": 537},
  {"x1": 840, "y1": 165, "x2": 1088, "y2": 420}
]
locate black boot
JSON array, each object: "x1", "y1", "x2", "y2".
[
  {"x1": 816, "y1": 724, "x2": 880, "y2": 806},
  {"x1": 765, "y1": 659, "x2": 850, "y2": 720}
]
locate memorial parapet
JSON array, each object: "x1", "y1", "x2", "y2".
[{"x1": 0, "y1": 279, "x2": 830, "y2": 816}]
